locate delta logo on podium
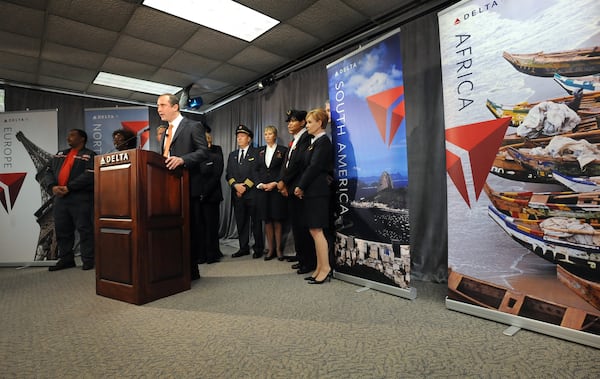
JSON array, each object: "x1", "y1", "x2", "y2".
[
  {"x1": 445, "y1": 117, "x2": 511, "y2": 207},
  {"x1": 0, "y1": 173, "x2": 27, "y2": 214},
  {"x1": 366, "y1": 86, "x2": 405, "y2": 147}
]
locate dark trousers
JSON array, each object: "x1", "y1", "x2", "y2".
[
  {"x1": 289, "y1": 196, "x2": 316, "y2": 269},
  {"x1": 196, "y1": 201, "x2": 221, "y2": 262},
  {"x1": 233, "y1": 195, "x2": 263, "y2": 253},
  {"x1": 53, "y1": 194, "x2": 94, "y2": 265}
]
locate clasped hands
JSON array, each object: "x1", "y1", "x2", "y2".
[{"x1": 52, "y1": 185, "x2": 69, "y2": 198}]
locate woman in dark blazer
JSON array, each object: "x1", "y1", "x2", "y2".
[
  {"x1": 256, "y1": 125, "x2": 288, "y2": 260},
  {"x1": 294, "y1": 108, "x2": 334, "y2": 284}
]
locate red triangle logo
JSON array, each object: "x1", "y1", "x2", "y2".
[
  {"x1": 366, "y1": 86, "x2": 405, "y2": 146},
  {"x1": 0, "y1": 173, "x2": 27, "y2": 213},
  {"x1": 122, "y1": 121, "x2": 149, "y2": 148},
  {"x1": 445, "y1": 117, "x2": 511, "y2": 206}
]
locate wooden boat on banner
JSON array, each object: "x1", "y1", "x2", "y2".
[
  {"x1": 490, "y1": 150, "x2": 558, "y2": 184},
  {"x1": 502, "y1": 47, "x2": 600, "y2": 77},
  {"x1": 486, "y1": 90, "x2": 600, "y2": 133},
  {"x1": 552, "y1": 170, "x2": 600, "y2": 193},
  {"x1": 487, "y1": 204, "x2": 600, "y2": 278},
  {"x1": 505, "y1": 146, "x2": 600, "y2": 179},
  {"x1": 557, "y1": 264, "x2": 600, "y2": 311},
  {"x1": 483, "y1": 182, "x2": 600, "y2": 223},
  {"x1": 554, "y1": 73, "x2": 600, "y2": 94},
  {"x1": 448, "y1": 268, "x2": 600, "y2": 333}
]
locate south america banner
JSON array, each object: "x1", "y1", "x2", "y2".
[
  {"x1": 440, "y1": 0, "x2": 600, "y2": 346},
  {"x1": 327, "y1": 29, "x2": 412, "y2": 295},
  {"x1": 84, "y1": 106, "x2": 150, "y2": 155}
]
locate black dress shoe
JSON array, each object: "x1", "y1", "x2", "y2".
[
  {"x1": 198, "y1": 259, "x2": 207, "y2": 264},
  {"x1": 231, "y1": 250, "x2": 250, "y2": 258},
  {"x1": 206, "y1": 257, "x2": 220, "y2": 264},
  {"x1": 286, "y1": 256, "x2": 299, "y2": 262},
  {"x1": 291, "y1": 263, "x2": 301, "y2": 269},
  {"x1": 48, "y1": 259, "x2": 76, "y2": 272},
  {"x1": 191, "y1": 271, "x2": 201, "y2": 280},
  {"x1": 252, "y1": 250, "x2": 263, "y2": 259},
  {"x1": 264, "y1": 254, "x2": 275, "y2": 261},
  {"x1": 297, "y1": 266, "x2": 314, "y2": 275},
  {"x1": 82, "y1": 262, "x2": 94, "y2": 271}
]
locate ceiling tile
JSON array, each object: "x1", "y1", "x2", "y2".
[
  {"x1": 100, "y1": 56, "x2": 157, "y2": 80},
  {"x1": 124, "y1": 6, "x2": 198, "y2": 48},
  {"x1": 0, "y1": 2, "x2": 45, "y2": 38},
  {"x1": 39, "y1": 61, "x2": 97, "y2": 83},
  {"x1": 38, "y1": 75, "x2": 89, "y2": 92},
  {"x1": 45, "y1": 15, "x2": 119, "y2": 54},
  {"x1": 110, "y1": 35, "x2": 175, "y2": 66},
  {"x1": 228, "y1": 46, "x2": 287, "y2": 73},
  {"x1": 0, "y1": 31, "x2": 41, "y2": 58},
  {"x1": 291, "y1": 0, "x2": 367, "y2": 41},
  {"x1": 42, "y1": 42, "x2": 106, "y2": 70},
  {"x1": 163, "y1": 51, "x2": 222, "y2": 77},
  {"x1": 207, "y1": 63, "x2": 259, "y2": 85},
  {"x1": 182, "y1": 27, "x2": 248, "y2": 61},
  {"x1": 0, "y1": 52, "x2": 39, "y2": 73},
  {"x1": 253, "y1": 24, "x2": 321, "y2": 58},
  {"x1": 48, "y1": 0, "x2": 136, "y2": 32}
]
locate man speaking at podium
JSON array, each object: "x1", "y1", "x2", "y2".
[{"x1": 157, "y1": 93, "x2": 208, "y2": 281}]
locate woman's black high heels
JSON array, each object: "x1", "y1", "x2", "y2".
[
  {"x1": 304, "y1": 276, "x2": 315, "y2": 281},
  {"x1": 308, "y1": 270, "x2": 332, "y2": 284}
]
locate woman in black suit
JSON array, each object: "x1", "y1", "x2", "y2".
[
  {"x1": 256, "y1": 125, "x2": 288, "y2": 260},
  {"x1": 294, "y1": 108, "x2": 334, "y2": 284}
]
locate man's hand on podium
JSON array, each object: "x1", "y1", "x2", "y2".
[{"x1": 165, "y1": 156, "x2": 184, "y2": 170}]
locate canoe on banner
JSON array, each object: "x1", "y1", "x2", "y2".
[
  {"x1": 487, "y1": 204, "x2": 600, "y2": 278},
  {"x1": 490, "y1": 150, "x2": 557, "y2": 184},
  {"x1": 505, "y1": 146, "x2": 600, "y2": 178},
  {"x1": 557, "y1": 264, "x2": 600, "y2": 311},
  {"x1": 447, "y1": 268, "x2": 600, "y2": 333},
  {"x1": 554, "y1": 73, "x2": 600, "y2": 94},
  {"x1": 483, "y1": 182, "x2": 600, "y2": 222},
  {"x1": 552, "y1": 170, "x2": 600, "y2": 193},
  {"x1": 502, "y1": 47, "x2": 600, "y2": 77}
]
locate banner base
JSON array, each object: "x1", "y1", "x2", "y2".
[
  {"x1": 0, "y1": 261, "x2": 57, "y2": 268},
  {"x1": 446, "y1": 298, "x2": 600, "y2": 349},
  {"x1": 334, "y1": 272, "x2": 417, "y2": 300}
]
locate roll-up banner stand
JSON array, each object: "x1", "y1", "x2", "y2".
[
  {"x1": 439, "y1": 0, "x2": 600, "y2": 347},
  {"x1": 327, "y1": 29, "x2": 415, "y2": 299},
  {"x1": 1, "y1": 110, "x2": 59, "y2": 266}
]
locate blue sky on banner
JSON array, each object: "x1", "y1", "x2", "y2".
[{"x1": 327, "y1": 32, "x2": 408, "y2": 180}]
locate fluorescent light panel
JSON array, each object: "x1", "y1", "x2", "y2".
[
  {"x1": 143, "y1": 0, "x2": 279, "y2": 42},
  {"x1": 93, "y1": 72, "x2": 183, "y2": 95}
]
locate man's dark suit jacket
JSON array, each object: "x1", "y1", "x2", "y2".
[
  {"x1": 199, "y1": 144, "x2": 224, "y2": 203},
  {"x1": 279, "y1": 131, "x2": 311, "y2": 190},
  {"x1": 225, "y1": 145, "x2": 260, "y2": 199},
  {"x1": 161, "y1": 117, "x2": 208, "y2": 197}
]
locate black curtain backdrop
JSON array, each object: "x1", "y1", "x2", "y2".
[{"x1": 3, "y1": 12, "x2": 447, "y2": 282}]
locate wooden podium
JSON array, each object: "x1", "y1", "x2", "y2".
[{"x1": 94, "y1": 149, "x2": 190, "y2": 305}]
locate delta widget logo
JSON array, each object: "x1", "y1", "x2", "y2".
[
  {"x1": 445, "y1": 117, "x2": 511, "y2": 207},
  {"x1": 0, "y1": 173, "x2": 27, "y2": 213},
  {"x1": 366, "y1": 86, "x2": 405, "y2": 147},
  {"x1": 122, "y1": 121, "x2": 150, "y2": 147}
]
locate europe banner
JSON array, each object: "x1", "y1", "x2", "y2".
[
  {"x1": 327, "y1": 29, "x2": 411, "y2": 290},
  {"x1": 84, "y1": 106, "x2": 150, "y2": 154},
  {"x1": 0, "y1": 110, "x2": 58, "y2": 264},
  {"x1": 440, "y1": 0, "x2": 600, "y2": 344}
]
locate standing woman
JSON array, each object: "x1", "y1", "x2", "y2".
[
  {"x1": 294, "y1": 108, "x2": 333, "y2": 284},
  {"x1": 256, "y1": 126, "x2": 288, "y2": 260}
]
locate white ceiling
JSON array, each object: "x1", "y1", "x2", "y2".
[{"x1": 0, "y1": 0, "x2": 448, "y2": 112}]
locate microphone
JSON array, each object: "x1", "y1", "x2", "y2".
[{"x1": 140, "y1": 126, "x2": 151, "y2": 132}]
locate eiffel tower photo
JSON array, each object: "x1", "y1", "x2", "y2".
[{"x1": 15, "y1": 131, "x2": 58, "y2": 261}]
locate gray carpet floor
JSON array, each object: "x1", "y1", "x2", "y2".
[{"x1": 1, "y1": 242, "x2": 598, "y2": 378}]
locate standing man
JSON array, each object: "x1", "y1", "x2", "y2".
[
  {"x1": 44, "y1": 129, "x2": 96, "y2": 271},
  {"x1": 157, "y1": 93, "x2": 208, "y2": 280},
  {"x1": 197, "y1": 126, "x2": 224, "y2": 264},
  {"x1": 226, "y1": 124, "x2": 264, "y2": 259},
  {"x1": 277, "y1": 109, "x2": 316, "y2": 275}
]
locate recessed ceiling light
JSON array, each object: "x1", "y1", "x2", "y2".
[
  {"x1": 143, "y1": 0, "x2": 279, "y2": 42},
  {"x1": 93, "y1": 72, "x2": 183, "y2": 95}
]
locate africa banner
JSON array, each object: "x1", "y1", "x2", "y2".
[
  {"x1": 327, "y1": 29, "x2": 412, "y2": 295},
  {"x1": 440, "y1": 0, "x2": 600, "y2": 346}
]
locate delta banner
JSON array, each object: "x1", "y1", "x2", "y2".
[
  {"x1": 440, "y1": 0, "x2": 600, "y2": 341},
  {"x1": 0, "y1": 110, "x2": 58, "y2": 264},
  {"x1": 84, "y1": 106, "x2": 150, "y2": 155},
  {"x1": 327, "y1": 29, "x2": 411, "y2": 291}
]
